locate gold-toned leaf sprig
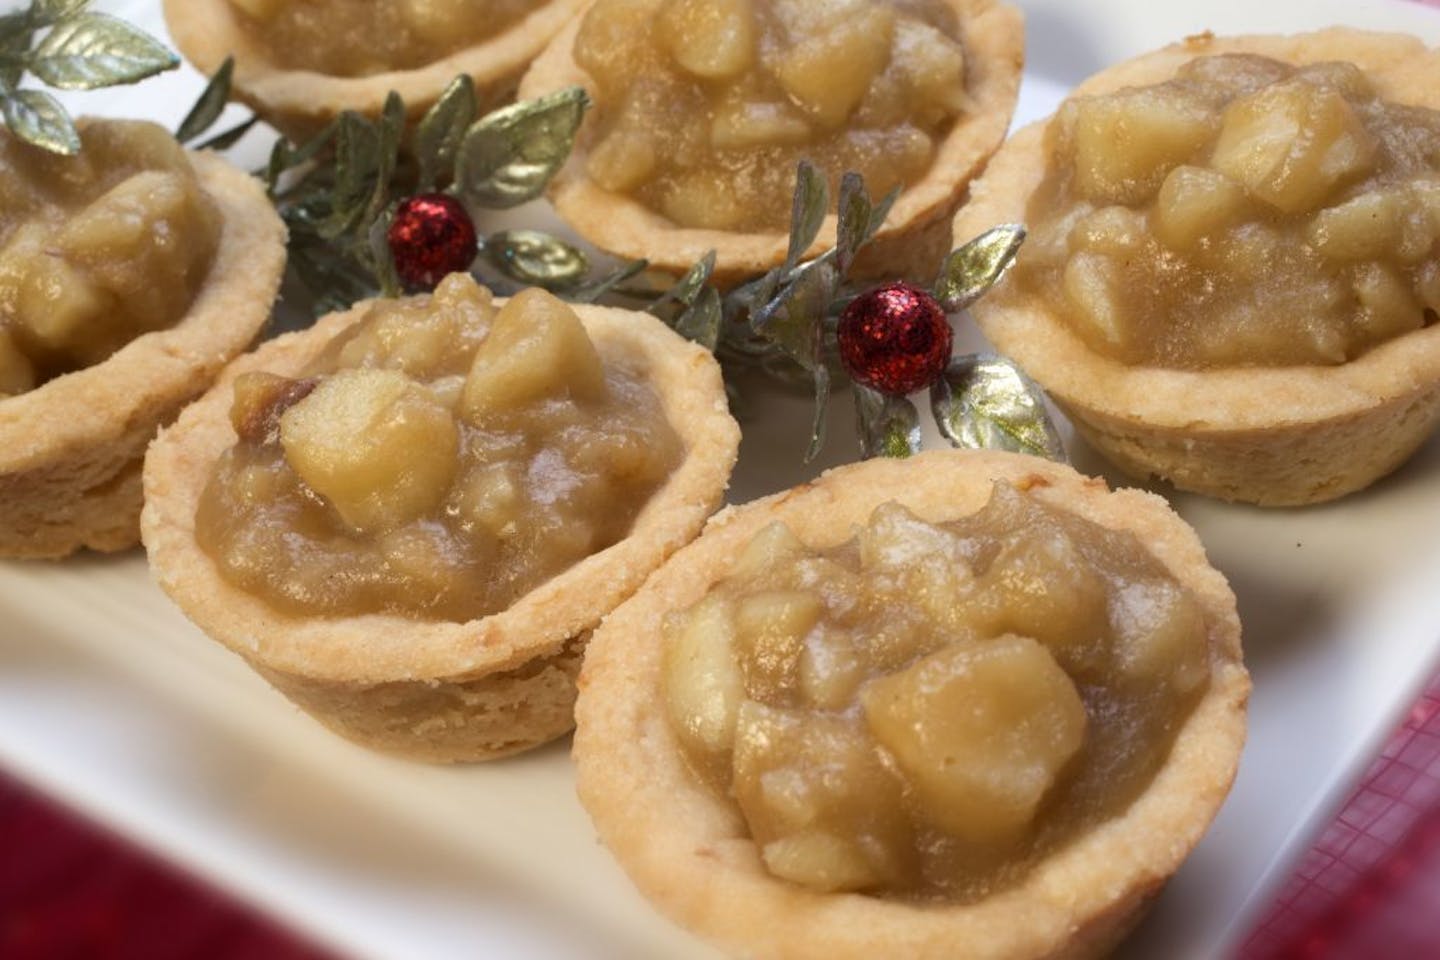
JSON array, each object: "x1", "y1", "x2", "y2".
[
  {"x1": 0, "y1": 0, "x2": 178, "y2": 154},
  {"x1": 931, "y1": 355, "x2": 1064, "y2": 461}
]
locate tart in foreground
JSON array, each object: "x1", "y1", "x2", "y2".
[
  {"x1": 164, "y1": 0, "x2": 589, "y2": 139},
  {"x1": 955, "y1": 29, "x2": 1440, "y2": 505},
  {"x1": 519, "y1": 0, "x2": 1024, "y2": 284},
  {"x1": 574, "y1": 449, "x2": 1248, "y2": 959},
  {"x1": 0, "y1": 119, "x2": 285, "y2": 559},
  {"x1": 142, "y1": 274, "x2": 739, "y2": 762}
]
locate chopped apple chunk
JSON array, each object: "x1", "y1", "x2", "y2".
[
  {"x1": 660, "y1": 0, "x2": 756, "y2": 80},
  {"x1": 587, "y1": 130, "x2": 658, "y2": 192},
  {"x1": 735, "y1": 590, "x2": 823, "y2": 702},
  {"x1": 710, "y1": 99, "x2": 811, "y2": 149},
  {"x1": 279, "y1": 369, "x2": 460, "y2": 535},
  {"x1": 1212, "y1": 79, "x2": 1375, "y2": 214},
  {"x1": 731, "y1": 521, "x2": 806, "y2": 580},
  {"x1": 1308, "y1": 190, "x2": 1406, "y2": 261},
  {"x1": 776, "y1": 7, "x2": 895, "y2": 128},
  {"x1": 1071, "y1": 88, "x2": 1216, "y2": 205},
  {"x1": 1155, "y1": 165, "x2": 1250, "y2": 250},
  {"x1": 977, "y1": 525, "x2": 1110, "y2": 672},
  {"x1": 761, "y1": 831, "x2": 880, "y2": 892},
  {"x1": 663, "y1": 595, "x2": 745, "y2": 761},
  {"x1": 733, "y1": 701, "x2": 911, "y2": 890},
  {"x1": 461, "y1": 288, "x2": 606, "y2": 421},
  {"x1": 863, "y1": 635, "x2": 1087, "y2": 844},
  {"x1": 1109, "y1": 578, "x2": 1208, "y2": 691}
]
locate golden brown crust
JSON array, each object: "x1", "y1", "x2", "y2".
[
  {"x1": 574, "y1": 450, "x2": 1248, "y2": 960},
  {"x1": 953, "y1": 29, "x2": 1440, "y2": 505},
  {"x1": 0, "y1": 154, "x2": 287, "y2": 559},
  {"x1": 518, "y1": 0, "x2": 1025, "y2": 286},
  {"x1": 141, "y1": 294, "x2": 740, "y2": 762},
  {"x1": 253, "y1": 634, "x2": 586, "y2": 762},
  {"x1": 163, "y1": 0, "x2": 590, "y2": 140}
]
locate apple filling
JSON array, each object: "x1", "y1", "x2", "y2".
[
  {"x1": 195, "y1": 274, "x2": 683, "y2": 621},
  {"x1": 1017, "y1": 54, "x2": 1440, "y2": 368},
  {"x1": 0, "y1": 120, "x2": 221, "y2": 399},
  {"x1": 228, "y1": 0, "x2": 541, "y2": 76},
  {"x1": 662, "y1": 482, "x2": 1211, "y2": 900},
  {"x1": 574, "y1": 0, "x2": 968, "y2": 231}
]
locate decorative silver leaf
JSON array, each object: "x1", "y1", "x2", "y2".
[
  {"x1": 363, "y1": 91, "x2": 405, "y2": 224},
  {"x1": 934, "y1": 224, "x2": 1026, "y2": 313},
  {"x1": 195, "y1": 115, "x2": 256, "y2": 151},
  {"x1": 753, "y1": 259, "x2": 836, "y2": 372},
  {"x1": 855, "y1": 384, "x2": 921, "y2": 459},
  {"x1": 650, "y1": 250, "x2": 715, "y2": 315},
  {"x1": 2, "y1": 88, "x2": 77, "y2": 153},
  {"x1": 867, "y1": 186, "x2": 900, "y2": 242},
  {"x1": 176, "y1": 55, "x2": 232, "y2": 143},
  {"x1": 786, "y1": 159, "x2": 827, "y2": 267},
  {"x1": 318, "y1": 112, "x2": 380, "y2": 239},
  {"x1": 835, "y1": 176, "x2": 897, "y2": 276},
  {"x1": 570, "y1": 257, "x2": 648, "y2": 303},
  {"x1": 265, "y1": 116, "x2": 338, "y2": 192},
  {"x1": 368, "y1": 212, "x2": 401, "y2": 298},
  {"x1": 931, "y1": 354, "x2": 1064, "y2": 461},
  {"x1": 485, "y1": 229, "x2": 589, "y2": 289},
  {"x1": 805, "y1": 365, "x2": 832, "y2": 463},
  {"x1": 834, "y1": 173, "x2": 870, "y2": 277},
  {"x1": 675, "y1": 285, "x2": 722, "y2": 350},
  {"x1": 33, "y1": 0, "x2": 88, "y2": 25},
  {"x1": 31, "y1": 12, "x2": 176, "y2": 90},
  {"x1": 415, "y1": 74, "x2": 476, "y2": 192},
  {"x1": 456, "y1": 86, "x2": 588, "y2": 209},
  {"x1": 0, "y1": 17, "x2": 35, "y2": 92}
]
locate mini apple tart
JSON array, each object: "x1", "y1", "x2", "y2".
[
  {"x1": 575, "y1": 450, "x2": 1248, "y2": 959},
  {"x1": 956, "y1": 29, "x2": 1440, "y2": 504},
  {"x1": 142, "y1": 273, "x2": 739, "y2": 761},
  {"x1": 0, "y1": 119, "x2": 285, "y2": 559},
  {"x1": 519, "y1": 0, "x2": 1023, "y2": 283},
  {"x1": 164, "y1": 0, "x2": 589, "y2": 138}
]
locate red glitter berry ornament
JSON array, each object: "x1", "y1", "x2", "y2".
[
  {"x1": 837, "y1": 281, "x2": 953, "y2": 396},
  {"x1": 387, "y1": 193, "x2": 479, "y2": 289}
]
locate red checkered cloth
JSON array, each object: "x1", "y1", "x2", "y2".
[{"x1": 1239, "y1": 675, "x2": 1440, "y2": 958}]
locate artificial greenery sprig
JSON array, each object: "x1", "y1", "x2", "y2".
[
  {"x1": 178, "y1": 62, "x2": 639, "y2": 315},
  {"x1": 642, "y1": 160, "x2": 1062, "y2": 464},
  {"x1": 0, "y1": 0, "x2": 177, "y2": 155}
]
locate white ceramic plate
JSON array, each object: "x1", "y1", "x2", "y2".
[{"x1": 4, "y1": 1, "x2": 1440, "y2": 958}]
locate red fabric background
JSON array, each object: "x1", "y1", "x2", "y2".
[{"x1": 0, "y1": 775, "x2": 331, "y2": 960}]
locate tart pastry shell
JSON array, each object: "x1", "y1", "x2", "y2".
[
  {"x1": 163, "y1": 0, "x2": 590, "y2": 140},
  {"x1": 518, "y1": 0, "x2": 1025, "y2": 286},
  {"x1": 141, "y1": 297, "x2": 740, "y2": 762},
  {"x1": 0, "y1": 154, "x2": 286, "y2": 559},
  {"x1": 574, "y1": 449, "x2": 1249, "y2": 960},
  {"x1": 954, "y1": 29, "x2": 1440, "y2": 506}
]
